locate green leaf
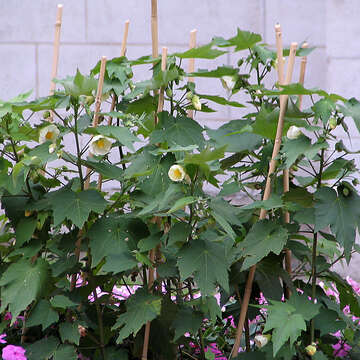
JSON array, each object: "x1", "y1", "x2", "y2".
[
  {"x1": 167, "y1": 196, "x2": 197, "y2": 214},
  {"x1": 88, "y1": 215, "x2": 130, "y2": 267},
  {"x1": 240, "y1": 194, "x2": 283, "y2": 211},
  {"x1": 172, "y1": 306, "x2": 203, "y2": 341},
  {"x1": 263, "y1": 294, "x2": 320, "y2": 356},
  {"x1": 53, "y1": 344, "x2": 77, "y2": 360},
  {"x1": 187, "y1": 66, "x2": 238, "y2": 78},
  {"x1": 48, "y1": 188, "x2": 107, "y2": 228},
  {"x1": 59, "y1": 321, "x2": 81, "y2": 345},
  {"x1": 239, "y1": 220, "x2": 288, "y2": 270},
  {"x1": 339, "y1": 97, "x2": 360, "y2": 134},
  {"x1": 314, "y1": 186, "x2": 360, "y2": 261},
  {"x1": 174, "y1": 43, "x2": 227, "y2": 59},
  {"x1": 55, "y1": 69, "x2": 98, "y2": 96},
  {"x1": 281, "y1": 136, "x2": 328, "y2": 168},
  {"x1": 313, "y1": 307, "x2": 346, "y2": 336},
  {"x1": 207, "y1": 120, "x2": 262, "y2": 153},
  {"x1": 25, "y1": 336, "x2": 59, "y2": 360},
  {"x1": 313, "y1": 98, "x2": 334, "y2": 124},
  {"x1": 84, "y1": 159, "x2": 123, "y2": 180},
  {"x1": 0, "y1": 258, "x2": 49, "y2": 322},
  {"x1": 27, "y1": 299, "x2": 59, "y2": 330},
  {"x1": 112, "y1": 289, "x2": 161, "y2": 343},
  {"x1": 138, "y1": 232, "x2": 162, "y2": 252},
  {"x1": 150, "y1": 112, "x2": 204, "y2": 148},
  {"x1": 167, "y1": 222, "x2": 191, "y2": 246},
  {"x1": 218, "y1": 28, "x2": 262, "y2": 50},
  {"x1": 199, "y1": 94, "x2": 244, "y2": 108},
  {"x1": 15, "y1": 217, "x2": 37, "y2": 247},
  {"x1": 50, "y1": 295, "x2": 78, "y2": 309},
  {"x1": 177, "y1": 238, "x2": 229, "y2": 295},
  {"x1": 102, "y1": 252, "x2": 138, "y2": 274}
]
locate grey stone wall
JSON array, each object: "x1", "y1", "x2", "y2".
[{"x1": 0, "y1": 0, "x2": 359, "y2": 279}]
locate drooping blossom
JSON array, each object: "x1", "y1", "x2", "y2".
[
  {"x1": 89, "y1": 135, "x2": 112, "y2": 156},
  {"x1": 2, "y1": 345, "x2": 27, "y2": 360},
  {"x1": 39, "y1": 124, "x2": 60, "y2": 144},
  {"x1": 168, "y1": 165, "x2": 186, "y2": 182}
]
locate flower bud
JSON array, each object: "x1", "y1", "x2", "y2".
[
  {"x1": 221, "y1": 75, "x2": 236, "y2": 92},
  {"x1": 168, "y1": 164, "x2": 186, "y2": 182},
  {"x1": 329, "y1": 117, "x2": 337, "y2": 130},
  {"x1": 286, "y1": 125, "x2": 302, "y2": 140},
  {"x1": 254, "y1": 334, "x2": 271, "y2": 348},
  {"x1": 186, "y1": 91, "x2": 193, "y2": 100},
  {"x1": 191, "y1": 95, "x2": 202, "y2": 111},
  {"x1": 166, "y1": 88, "x2": 173, "y2": 98},
  {"x1": 305, "y1": 344, "x2": 317, "y2": 356},
  {"x1": 43, "y1": 110, "x2": 51, "y2": 119},
  {"x1": 48, "y1": 143, "x2": 56, "y2": 154}
]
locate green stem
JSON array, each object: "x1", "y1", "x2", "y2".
[
  {"x1": 310, "y1": 148, "x2": 325, "y2": 343},
  {"x1": 73, "y1": 106, "x2": 84, "y2": 190}
]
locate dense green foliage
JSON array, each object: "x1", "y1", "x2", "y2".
[{"x1": 0, "y1": 28, "x2": 360, "y2": 359}]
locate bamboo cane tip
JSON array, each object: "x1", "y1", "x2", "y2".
[
  {"x1": 125, "y1": 19, "x2": 130, "y2": 25},
  {"x1": 57, "y1": 4, "x2": 63, "y2": 8},
  {"x1": 274, "y1": 23, "x2": 281, "y2": 31},
  {"x1": 301, "y1": 41, "x2": 308, "y2": 49},
  {"x1": 190, "y1": 28, "x2": 197, "y2": 34},
  {"x1": 290, "y1": 42, "x2": 298, "y2": 48}
]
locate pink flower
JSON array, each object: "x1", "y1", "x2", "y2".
[
  {"x1": 2, "y1": 345, "x2": 27, "y2": 360},
  {"x1": 4, "y1": 313, "x2": 12, "y2": 321},
  {"x1": 346, "y1": 276, "x2": 360, "y2": 295},
  {"x1": 0, "y1": 333, "x2": 7, "y2": 344},
  {"x1": 332, "y1": 341, "x2": 351, "y2": 358}
]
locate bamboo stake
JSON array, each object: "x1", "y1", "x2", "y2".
[
  {"x1": 70, "y1": 56, "x2": 107, "y2": 292},
  {"x1": 230, "y1": 42, "x2": 298, "y2": 358},
  {"x1": 142, "y1": 47, "x2": 168, "y2": 360},
  {"x1": 187, "y1": 29, "x2": 197, "y2": 119},
  {"x1": 83, "y1": 56, "x2": 107, "y2": 190},
  {"x1": 151, "y1": 0, "x2": 159, "y2": 58},
  {"x1": 49, "y1": 4, "x2": 63, "y2": 122},
  {"x1": 283, "y1": 41, "x2": 308, "y2": 298}
]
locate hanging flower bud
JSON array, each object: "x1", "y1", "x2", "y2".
[
  {"x1": 43, "y1": 110, "x2": 51, "y2": 119},
  {"x1": 89, "y1": 135, "x2": 112, "y2": 156},
  {"x1": 186, "y1": 91, "x2": 193, "y2": 100},
  {"x1": 221, "y1": 75, "x2": 236, "y2": 92},
  {"x1": 286, "y1": 125, "x2": 302, "y2": 140},
  {"x1": 39, "y1": 124, "x2": 60, "y2": 144},
  {"x1": 329, "y1": 117, "x2": 337, "y2": 130},
  {"x1": 254, "y1": 334, "x2": 271, "y2": 348},
  {"x1": 191, "y1": 95, "x2": 202, "y2": 111},
  {"x1": 168, "y1": 164, "x2": 186, "y2": 182}
]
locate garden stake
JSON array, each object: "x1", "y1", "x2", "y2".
[
  {"x1": 142, "y1": 46, "x2": 168, "y2": 360},
  {"x1": 151, "y1": 0, "x2": 159, "y2": 58},
  {"x1": 70, "y1": 56, "x2": 107, "y2": 291},
  {"x1": 108, "y1": 19, "x2": 130, "y2": 127},
  {"x1": 83, "y1": 56, "x2": 107, "y2": 190},
  {"x1": 283, "y1": 41, "x2": 309, "y2": 299},
  {"x1": 187, "y1": 29, "x2": 197, "y2": 118},
  {"x1": 99, "y1": 20, "x2": 130, "y2": 189},
  {"x1": 49, "y1": 4, "x2": 63, "y2": 122},
  {"x1": 231, "y1": 42, "x2": 298, "y2": 359}
]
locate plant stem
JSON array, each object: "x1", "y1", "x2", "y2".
[
  {"x1": 74, "y1": 105, "x2": 84, "y2": 190},
  {"x1": 310, "y1": 148, "x2": 325, "y2": 343}
]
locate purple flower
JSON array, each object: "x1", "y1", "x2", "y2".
[
  {"x1": 0, "y1": 333, "x2": 7, "y2": 344},
  {"x1": 4, "y1": 312, "x2": 12, "y2": 321},
  {"x1": 2, "y1": 345, "x2": 27, "y2": 360}
]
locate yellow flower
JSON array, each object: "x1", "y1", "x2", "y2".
[
  {"x1": 168, "y1": 165, "x2": 186, "y2": 182},
  {"x1": 305, "y1": 344, "x2": 317, "y2": 356},
  {"x1": 286, "y1": 125, "x2": 302, "y2": 140},
  {"x1": 39, "y1": 124, "x2": 60, "y2": 144},
  {"x1": 89, "y1": 135, "x2": 112, "y2": 156}
]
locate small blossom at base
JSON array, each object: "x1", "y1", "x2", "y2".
[
  {"x1": 254, "y1": 334, "x2": 271, "y2": 348},
  {"x1": 39, "y1": 124, "x2": 60, "y2": 144},
  {"x1": 168, "y1": 165, "x2": 186, "y2": 182},
  {"x1": 191, "y1": 95, "x2": 202, "y2": 111},
  {"x1": 89, "y1": 135, "x2": 112, "y2": 156},
  {"x1": 2, "y1": 345, "x2": 27, "y2": 360},
  {"x1": 286, "y1": 125, "x2": 302, "y2": 140}
]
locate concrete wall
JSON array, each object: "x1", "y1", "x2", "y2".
[{"x1": 0, "y1": 0, "x2": 359, "y2": 279}]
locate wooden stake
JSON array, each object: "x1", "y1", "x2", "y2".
[
  {"x1": 283, "y1": 41, "x2": 308, "y2": 298},
  {"x1": 151, "y1": 0, "x2": 159, "y2": 58},
  {"x1": 187, "y1": 29, "x2": 197, "y2": 119},
  {"x1": 49, "y1": 4, "x2": 63, "y2": 122},
  {"x1": 231, "y1": 42, "x2": 298, "y2": 358},
  {"x1": 142, "y1": 46, "x2": 168, "y2": 360}
]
